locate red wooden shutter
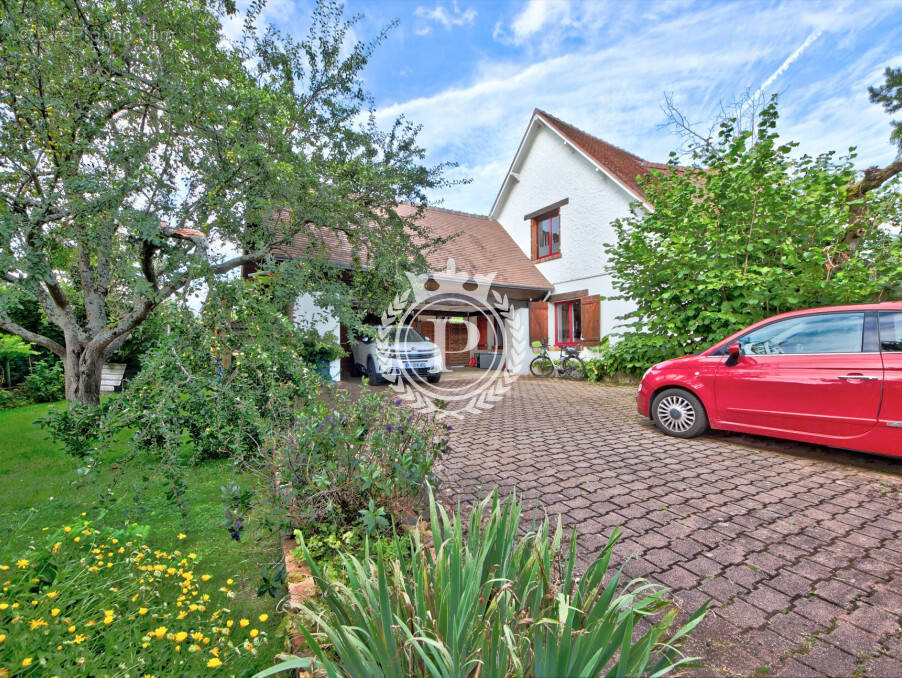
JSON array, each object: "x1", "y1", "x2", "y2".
[
  {"x1": 476, "y1": 316, "x2": 488, "y2": 350},
  {"x1": 580, "y1": 295, "x2": 601, "y2": 345},
  {"x1": 529, "y1": 301, "x2": 548, "y2": 343}
]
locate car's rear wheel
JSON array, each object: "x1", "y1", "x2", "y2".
[{"x1": 651, "y1": 388, "x2": 708, "y2": 438}]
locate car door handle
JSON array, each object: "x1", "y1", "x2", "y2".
[{"x1": 837, "y1": 374, "x2": 879, "y2": 381}]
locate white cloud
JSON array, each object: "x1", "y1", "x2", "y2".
[
  {"x1": 493, "y1": 0, "x2": 573, "y2": 46},
  {"x1": 376, "y1": 1, "x2": 900, "y2": 214},
  {"x1": 413, "y1": 1, "x2": 477, "y2": 36}
]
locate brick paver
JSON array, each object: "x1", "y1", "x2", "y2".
[{"x1": 437, "y1": 378, "x2": 902, "y2": 677}]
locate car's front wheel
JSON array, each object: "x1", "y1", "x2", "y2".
[{"x1": 651, "y1": 388, "x2": 708, "y2": 438}]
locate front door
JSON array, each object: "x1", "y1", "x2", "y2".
[{"x1": 715, "y1": 311, "x2": 882, "y2": 439}]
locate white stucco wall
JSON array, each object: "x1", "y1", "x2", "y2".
[
  {"x1": 493, "y1": 122, "x2": 640, "y2": 341},
  {"x1": 293, "y1": 293, "x2": 340, "y2": 381}
]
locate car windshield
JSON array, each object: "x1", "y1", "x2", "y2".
[{"x1": 381, "y1": 326, "x2": 426, "y2": 343}]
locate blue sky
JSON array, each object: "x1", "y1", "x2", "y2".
[{"x1": 230, "y1": 0, "x2": 902, "y2": 214}]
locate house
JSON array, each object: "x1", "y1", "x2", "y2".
[{"x1": 281, "y1": 109, "x2": 668, "y2": 380}]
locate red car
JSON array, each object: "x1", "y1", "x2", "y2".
[{"x1": 637, "y1": 303, "x2": 902, "y2": 457}]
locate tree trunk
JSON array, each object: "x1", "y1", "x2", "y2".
[{"x1": 64, "y1": 345, "x2": 104, "y2": 407}]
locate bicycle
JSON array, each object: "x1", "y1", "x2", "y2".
[{"x1": 529, "y1": 341, "x2": 587, "y2": 380}]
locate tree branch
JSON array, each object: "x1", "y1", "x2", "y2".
[{"x1": 0, "y1": 316, "x2": 65, "y2": 358}]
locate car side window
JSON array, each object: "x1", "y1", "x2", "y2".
[
  {"x1": 879, "y1": 312, "x2": 902, "y2": 352},
  {"x1": 738, "y1": 313, "x2": 865, "y2": 355}
]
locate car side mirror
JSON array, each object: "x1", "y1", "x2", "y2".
[
  {"x1": 424, "y1": 336, "x2": 431, "y2": 342},
  {"x1": 725, "y1": 342, "x2": 741, "y2": 365},
  {"x1": 361, "y1": 336, "x2": 372, "y2": 344}
]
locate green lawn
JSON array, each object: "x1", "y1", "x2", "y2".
[{"x1": 0, "y1": 401, "x2": 283, "y2": 664}]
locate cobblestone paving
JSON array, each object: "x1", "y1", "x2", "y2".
[{"x1": 436, "y1": 378, "x2": 902, "y2": 677}]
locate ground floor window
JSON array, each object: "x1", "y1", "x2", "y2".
[{"x1": 555, "y1": 300, "x2": 581, "y2": 345}]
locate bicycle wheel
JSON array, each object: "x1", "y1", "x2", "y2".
[
  {"x1": 529, "y1": 355, "x2": 555, "y2": 378},
  {"x1": 562, "y1": 356, "x2": 587, "y2": 380}
]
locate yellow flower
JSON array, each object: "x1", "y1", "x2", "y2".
[
  {"x1": 138, "y1": 607, "x2": 148, "y2": 615},
  {"x1": 239, "y1": 618, "x2": 249, "y2": 628},
  {"x1": 51, "y1": 608, "x2": 61, "y2": 617},
  {"x1": 30, "y1": 617, "x2": 48, "y2": 630},
  {"x1": 210, "y1": 647, "x2": 220, "y2": 657},
  {"x1": 207, "y1": 657, "x2": 222, "y2": 668},
  {"x1": 174, "y1": 631, "x2": 188, "y2": 642},
  {"x1": 73, "y1": 634, "x2": 86, "y2": 644},
  {"x1": 46, "y1": 590, "x2": 59, "y2": 599},
  {"x1": 188, "y1": 553, "x2": 197, "y2": 560},
  {"x1": 151, "y1": 626, "x2": 167, "y2": 639},
  {"x1": 201, "y1": 574, "x2": 211, "y2": 582},
  {"x1": 249, "y1": 628, "x2": 259, "y2": 638},
  {"x1": 68, "y1": 625, "x2": 76, "y2": 633},
  {"x1": 74, "y1": 536, "x2": 80, "y2": 543},
  {"x1": 0, "y1": 603, "x2": 7, "y2": 610},
  {"x1": 226, "y1": 620, "x2": 234, "y2": 628},
  {"x1": 226, "y1": 578, "x2": 234, "y2": 585},
  {"x1": 0, "y1": 633, "x2": 5, "y2": 643},
  {"x1": 21, "y1": 658, "x2": 33, "y2": 667},
  {"x1": 177, "y1": 533, "x2": 187, "y2": 540},
  {"x1": 64, "y1": 527, "x2": 72, "y2": 534},
  {"x1": 258, "y1": 613, "x2": 269, "y2": 623},
  {"x1": 16, "y1": 559, "x2": 29, "y2": 568}
]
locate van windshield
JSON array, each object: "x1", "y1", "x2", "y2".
[{"x1": 382, "y1": 326, "x2": 426, "y2": 343}]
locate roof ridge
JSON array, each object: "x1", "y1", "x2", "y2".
[
  {"x1": 417, "y1": 203, "x2": 494, "y2": 221},
  {"x1": 534, "y1": 108, "x2": 656, "y2": 165}
]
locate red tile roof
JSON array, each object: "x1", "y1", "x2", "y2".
[
  {"x1": 273, "y1": 204, "x2": 552, "y2": 291},
  {"x1": 534, "y1": 109, "x2": 673, "y2": 201}
]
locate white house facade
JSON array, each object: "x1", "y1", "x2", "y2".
[
  {"x1": 490, "y1": 109, "x2": 657, "y2": 349},
  {"x1": 280, "y1": 109, "x2": 668, "y2": 380}
]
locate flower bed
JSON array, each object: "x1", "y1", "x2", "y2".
[{"x1": 0, "y1": 521, "x2": 268, "y2": 675}]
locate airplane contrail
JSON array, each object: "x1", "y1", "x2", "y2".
[{"x1": 749, "y1": 29, "x2": 823, "y2": 105}]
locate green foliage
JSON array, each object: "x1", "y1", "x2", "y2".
[
  {"x1": 0, "y1": 0, "x2": 456, "y2": 405},
  {"x1": 23, "y1": 358, "x2": 64, "y2": 403},
  {"x1": 274, "y1": 388, "x2": 448, "y2": 534},
  {"x1": 584, "y1": 334, "x2": 686, "y2": 380},
  {"x1": 0, "y1": 388, "x2": 28, "y2": 410},
  {"x1": 0, "y1": 334, "x2": 36, "y2": 387},
  {"x1": 273, "y1": 489, "x2": 706, "y2": 677},
  {"x1": 39, "y1": 402, "x2": 111, "y2": 461},
  {"x1": 0, "y1": 519, "x2": 269, "y2": 674},
  {"x1": 606, "y1": 100, "x2": 902, "y2": 358},
  {"x1": 869, "y1": 66, "x2": 902, "y2": 152},
  {"x1": 109, "y1": 285, "x2": 326, "y2": 465}
]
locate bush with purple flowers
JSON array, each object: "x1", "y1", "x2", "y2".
[{"x1": 269, "y1": 387, "x2": 448, "y2": 535}]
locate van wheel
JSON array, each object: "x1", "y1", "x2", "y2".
[
  {"x1": 651, "y1": 388, "x2": 708, "y2": 438},
  {"x1": 366, "y1": 357, "x2": 386, "y2": 385},
  {"x1": 427, "y1": 373, "x2": 441, "y2": 384}
]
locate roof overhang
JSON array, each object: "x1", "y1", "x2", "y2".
[{"x1": 489, "y1": 111, "x2": 652, "y2": 219}]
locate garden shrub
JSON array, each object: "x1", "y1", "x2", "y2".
[
  {"x1": 583, "y1": 333, "x2": 685, "y2": 381},
  {"x1": 273, "y1": 387, "x2": 448, "y2": 534},
  {"x1": 0, "y1": 520, "x2": 268, "y2": 675},
  {"x1": 272, "y1": 489, "x2": 707, "y2": 677},
  {"x1": 23, "y1": 358, "x2": 65, "y2": 403},
  {"x1": 0, "y1": 389, "x2": 28, "y2": 410}
]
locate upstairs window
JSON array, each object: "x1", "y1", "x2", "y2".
[{"x1": 533, "y1": 211, "x2": 560, "y2": 260}]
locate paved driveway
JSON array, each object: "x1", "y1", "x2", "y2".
[{"x1": 437, "y1": 378, "x2": 902, "y2": 677}]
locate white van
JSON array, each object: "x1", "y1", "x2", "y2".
[{"x1": 350, "y1": 325, "x2": 442, "y2": 384}]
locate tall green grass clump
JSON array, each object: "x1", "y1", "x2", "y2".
[{"x1": 261, "y1": 489, "x2": 707, "y2": 677}]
